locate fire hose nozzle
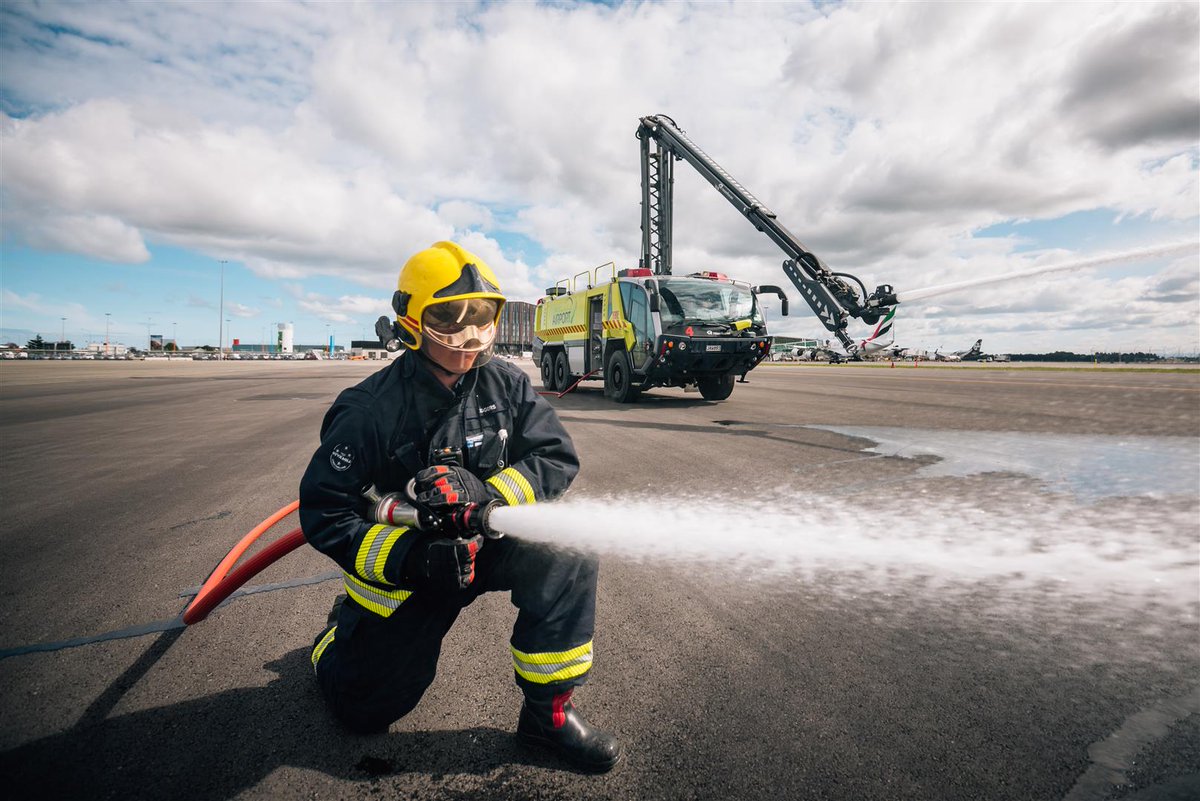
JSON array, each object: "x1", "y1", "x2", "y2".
[
  {"x1": 446, "y1": 500, "x2": 505, "y2": 541},
  {"x1": 364, "y1": 484, "x2": 503, "y2": 540}
]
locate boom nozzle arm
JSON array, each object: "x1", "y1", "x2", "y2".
[
  {"x1": 781, "y1": 256, "x2": 897, "y2": 354},
  {"x1": 636, "y1": 114, "x2": 897, "y2": 351}
]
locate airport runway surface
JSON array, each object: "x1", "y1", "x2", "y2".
[{"x1": 1, "y1": 359, "x2": 1197, "y2": 800}]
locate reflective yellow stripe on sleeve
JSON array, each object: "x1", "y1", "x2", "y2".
[
  {"x1": 311, "y1": 625, "x2": 336, "y2": 672},
  {"x1": 354, "y1": 524, "x2": 408, "y2": 584},
  {"x1": 487, "y1": 467, "x2": 536, "y2": 505},
  {"x1": 343, "y1": 572, "x2": 412, "y2": 617},
  {"x1": 511, "y1": 640, "x2": 593, "y2": 684}
]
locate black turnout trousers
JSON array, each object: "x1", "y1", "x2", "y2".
[{"x1": 313, "y1": 535, "x2": 598, "y2": 734}]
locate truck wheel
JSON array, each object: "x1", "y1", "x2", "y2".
[
  {"x1": 697, "y1": 375, "x2": 735, "y2": 401},
  {"x1": 540, "y1": 351, "x2": 555, "y2": 390},
  {"x1": 553, "y1": 351, "x2": 570, "y2": 392},
  {"x1": 605, "y1": 349, "x2": 640, "y2": 403}
]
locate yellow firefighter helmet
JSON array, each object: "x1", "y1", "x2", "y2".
[{"x1": 392, "y1": 241, "x2": 506, "y2": 353}]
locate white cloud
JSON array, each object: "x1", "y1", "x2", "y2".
[
  {"x1": 0, "y1": 1, "x2": 1196, "y2": 352},
  {"x1": 12, "y1": 210, "x2": 150, "y2": 263},
  {"x1": 295, "y1": 290, "x2": 391, "y2": 325},
  {"x1": 227, "y1": 302, "x2": 259, "y2": 318},
  {"x1": 2, "y1": 288, "x2": 41, "y2": 312},
  {"x1": 186, "y1": 293, "x2": 216, "y2": 310},
  {"x1": 0, "y1": 288, "x2": 108, "y2": 336},
  {"x1": 437, "y1": 200, "x2": 495, "y2": 232}
]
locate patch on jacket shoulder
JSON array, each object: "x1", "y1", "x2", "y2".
[{"x1": 330, "y1": 443, "x2": 355, "y2": 472}]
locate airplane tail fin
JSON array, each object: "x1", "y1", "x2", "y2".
[{"x1": 858, "y1": 308, "x2": 896, "y2": 354}]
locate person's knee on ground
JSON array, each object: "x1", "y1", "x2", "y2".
[{"x1": 310, "y1": 594, "x2": 438, "y2": 736}]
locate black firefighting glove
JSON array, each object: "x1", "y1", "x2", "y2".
[
  {"x1": 414, "y1": 465, "x2": 495, "y2": 511},
  {"x1": 402, "y1": 533, "x2": 484, "y2": 591}
]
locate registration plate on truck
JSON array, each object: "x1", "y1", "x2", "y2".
[{"x1": 706, "y1": 345, "x2": 721, "y2": 352}]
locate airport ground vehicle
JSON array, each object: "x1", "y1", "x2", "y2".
[
  {"x1": 533, "y1": 264, "x2": 776, "y2": 401},
  {"x1": 533, "y1": 114, "x2": 898, "y2": 402}
]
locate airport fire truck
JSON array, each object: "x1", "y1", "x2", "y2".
[
  {"x1": 532, "y1": 114, "x2": 897, "y2": 402},
  {"x1": 533, "y1": 264, "x2": 779, "y2": 402}
]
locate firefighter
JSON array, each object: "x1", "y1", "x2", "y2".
[{"x1": 300, "y1": 241, "x2": 621, "y2": 773}]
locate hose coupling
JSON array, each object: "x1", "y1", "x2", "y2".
[{"x1": 445, "y1": 500, "x2": 504, "y2": 540}]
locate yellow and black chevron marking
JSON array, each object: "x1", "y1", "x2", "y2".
[{"x1": 540, "y1": 324, "x2": 587, "y2": 337}]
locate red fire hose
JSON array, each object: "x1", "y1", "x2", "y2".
[
  {"x1": 538, "y1": 369, "x2": 600, "y2": 398},
  {"x1": 182, "y1": 501, "x2": 304, "y2": 625}
]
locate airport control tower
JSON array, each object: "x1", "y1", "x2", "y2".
[{"x1": 277, "y1": 322, "x2": 294, "y2": 354}]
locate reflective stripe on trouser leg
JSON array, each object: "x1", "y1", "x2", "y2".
[
  {"x1": 312, "y1": 625, "x2": 336, "y2": 673},
  {"x1": 511, "y1": 640, "x2": 593, "y2": 684},
  {"x1": 487, "y1": 539, "x2": 598, "y2": 696}
]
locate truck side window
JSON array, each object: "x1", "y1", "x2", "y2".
[{"x1": 619, "y1": 284, "x2": 654, "y2": 369}]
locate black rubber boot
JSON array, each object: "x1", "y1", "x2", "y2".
[{"x1": 516, "y1": 689, "x2": 622, "y2": 773}]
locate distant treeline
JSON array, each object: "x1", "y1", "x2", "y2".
[{"x1": 1008, "y1": 351, "x2": 1194, "y2": 363}]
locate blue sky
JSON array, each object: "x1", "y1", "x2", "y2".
[
  {"x1": 1, "y1": 1, "x2": 1197, "y2": 354},
  {"x1": 1, "y1": 242, "x2": 376, "y2": 349}
]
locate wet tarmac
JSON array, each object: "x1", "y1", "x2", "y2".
[{"x1": 1, "y1": 359, "x2": 1197, "y2": 800}]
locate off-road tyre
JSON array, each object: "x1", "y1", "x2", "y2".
[
  {"x1": 604, "y1": 349, "x2": 640, "y2": 403},
  {"x1": 697, "y1": 374, "x2": 735, "y2": 401},
  {"x1": 540, "y1": 351, "x2": 556, "y2": 391},
  {"x1": 553, "y1": 350, "x2": 570, "y2": 393}
]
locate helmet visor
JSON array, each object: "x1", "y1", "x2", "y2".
[{"x1": 422, "y1": 298, "x2": 500, "y2": 353}]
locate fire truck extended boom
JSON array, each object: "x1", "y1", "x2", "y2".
[{"x1": 637, "y1": 114, "x2": 897, "y2": 354}]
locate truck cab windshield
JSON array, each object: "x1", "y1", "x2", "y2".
[{"x1": 655, "y1": 277, "x2": 764, "y2": 332}]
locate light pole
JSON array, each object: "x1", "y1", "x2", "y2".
[
  {"x1": 59, "y1": 317, "x2": 66, "y2": 356},
  {"x1": 219, "y1": 259, "x2": 228, "y2": 359},
  {"x1": 105, "y1": 313, "x2": 111, "y2": 357},
  {"x1": 226, "y1": 319, "x2": 232, "y2": 358}
]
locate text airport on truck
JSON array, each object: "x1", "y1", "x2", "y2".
[{"x1": 532, "y1": 264, "x2": 777, "y2": 402}]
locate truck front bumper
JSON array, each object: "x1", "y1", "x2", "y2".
[{"x1": 642, "y1": 336, "x2": 771, "y2": 383}]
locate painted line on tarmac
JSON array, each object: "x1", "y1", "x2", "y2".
[
  {"x1": 0, "y1": 617, "x2": 185, "y2": 661},
  {"x1": 1063, "y1": 686, "x2": 1200, "y2": 801},
  {"x1": 813, "y1": 373, "x2": 1200, "y2": 392},
  {"x1": 0, "y1": 570, "x2": 341, "y2": 661},
  {"x1": 176, "y1": 569, "x2": 341, "y2": 600}
]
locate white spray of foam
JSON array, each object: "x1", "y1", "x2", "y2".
[
  {"x1": 490, "y1": 493, "x2": 1198, "y2": 609},
  {"x1": 894, "y1": 241, "x2": 1198, "y2": 303}
]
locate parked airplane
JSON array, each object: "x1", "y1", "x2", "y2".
[
  {"x1": 931, "y1": 347, "x2": 961, "y2": 362},
  {"x1": 955, "y1": 339, "x2": 984, "y2": 360},
  {"x1": 863, "y1": 341, "x2": 912, "y2": 360},
  {"x1": 792, "y1": 343, "x2": 845, "y2": 363},
  {"x1": 929, "y1": 339, "x2": 983, "y2": 362},
  {"x1": 856, "y1": 309, "x2": 923, "y2": 361}
]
